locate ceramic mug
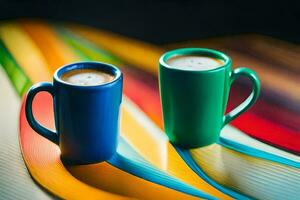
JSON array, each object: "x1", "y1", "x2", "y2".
[
  {"x1": 25, "y1": 61, "x2": 123, "y2": 165},
  {"x1": 159, "y1": 48, "x2": 260, "y2": 148}
]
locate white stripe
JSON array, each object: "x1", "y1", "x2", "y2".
[
  {"x1": 0, "y1": 65, "x2": 51, "y2": 199},
  {"x1": 221, "y1": 125, "x2": 300, "y2": 162}
]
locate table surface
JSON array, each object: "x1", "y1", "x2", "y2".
[{"x1": 0, "y1": 21, "x2": 299, "y2": 200}]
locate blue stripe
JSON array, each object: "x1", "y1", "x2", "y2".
[
  {"x1": 219, "y1": 137, "x2": 300, "y2": 168},
  {"x1": 176, "y1": 134, "x2": 300, "y2": 200},
  {"x1": 175, "y1": 146, "x2": 252, "y2": 200},
  {"x1": 107, "y1": 138, "x2": 217, "y2": 200}
]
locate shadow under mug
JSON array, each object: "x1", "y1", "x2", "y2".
[
  {"x1": 25, "y1": 61, "x2": 123, "y2": 165},
  {"x1": 159, "y1": 48, "x2": 261, "y2": 148}
]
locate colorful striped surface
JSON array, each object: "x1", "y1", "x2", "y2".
[
  {"x1": 2, "y1": 20, "x2": 230, "y2": 199},
  {"x1": 0, "y1": 20, "x2": 299, "y2": 200},
  {"x1": 69, "y1": 25, "x2": 300, "y2": 154}
]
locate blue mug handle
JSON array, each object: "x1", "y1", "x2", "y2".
[{"x1": 25, "y1": 82, "x2": 59, "y2": 145}]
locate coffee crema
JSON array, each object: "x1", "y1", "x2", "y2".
[
  {"x1": 166, "y1": 55, "x2": 224, "y2": 71},
  {"x1": 61, "y1": 68, "x2": 115, "y2": 86}
]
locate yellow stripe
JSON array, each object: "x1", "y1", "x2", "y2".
[
  {"x1": 121, "y1": 98, "x2": 169, "y2": 169},
  {"x1": 0, "y1": 22, "x2": 51, "y2": 83},
  {"x1": 68, "y1": 24, "x2": 164, "y2": 75},
  {"x1": 69, "y1": 162, "x2": 203, "y2": 200},
  {"x1": 20, "y1": 20, "x2": 79, "y2": 73}
]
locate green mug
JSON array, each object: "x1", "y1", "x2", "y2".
[{"x1": 159, "y1": 48, "x2": 260, "y2": 148}]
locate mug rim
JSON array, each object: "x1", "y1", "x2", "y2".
[
  {"x1": 159, "y1": 48, "x2": 232, "y2": 73},
  {"x1": 54, "y1": 61, "x2": 122, "y2": 88}
]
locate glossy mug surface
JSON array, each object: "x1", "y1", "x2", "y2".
[
  {"x1": 159, "y1": 48, "x2": 260, "y2": 148},
  {"x1": 25, "y1": 61, "x2": 123, "y2": 165}
]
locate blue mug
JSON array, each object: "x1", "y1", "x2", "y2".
[{"x1": 25, "y1": 61, "x2": 123, "y2": 165}]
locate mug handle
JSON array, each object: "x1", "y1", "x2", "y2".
[
  {"x1": 223, "y1": 67, "x2": 260, "y2": 126},
  {"x1": 25, "y1": 82, "x2": 59, "y2": 145}
]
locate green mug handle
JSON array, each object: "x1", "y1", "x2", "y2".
[{"x1": 223, "y1": 67, "x2": 261, "y2": 126}]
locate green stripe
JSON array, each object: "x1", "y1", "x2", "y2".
[
  {"x1": 0, "y1": 40, "x2": 32, "y2": 96},
  {"x1": 54, "y1": 25, "x2": 123, "y2": 65}
]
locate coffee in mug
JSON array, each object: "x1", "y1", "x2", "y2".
[
  {"x1": 166, "y1": 55, "x2": 224, "y2": 71},
  {"x1": 61, "y1": 68, "x2": 115, "y2": 86}
]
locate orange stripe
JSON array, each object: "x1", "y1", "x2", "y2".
[{"x1": 20, "y1": 20, "x2": 79, "y2": 73}]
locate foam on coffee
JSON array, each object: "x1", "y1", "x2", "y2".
[
  {"x1": 61, "y1": 68, "x2": 115, "y2": 86},
  {"x1": 166, "y1": 55, "x2": 224, "y2": 71}
]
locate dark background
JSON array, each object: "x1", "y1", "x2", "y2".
[{"x1": 1, "y1": 0, "x2": 299, "y2": 44}]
